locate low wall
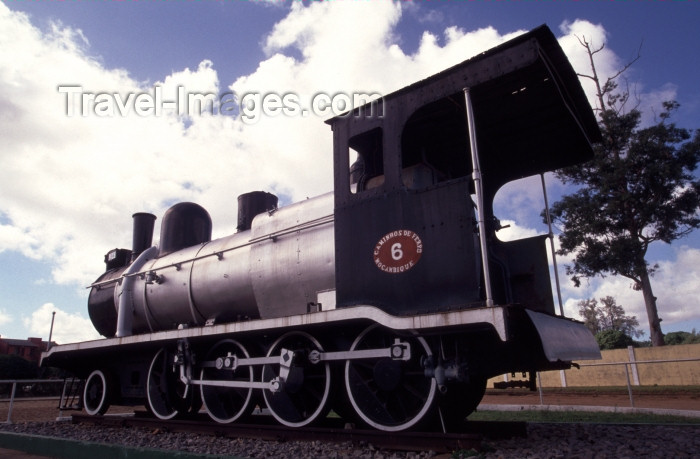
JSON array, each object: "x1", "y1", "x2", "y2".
[{"x1": 488, "y1": 342, "x2": 700, "y2": 388}]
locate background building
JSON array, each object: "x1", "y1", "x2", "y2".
[{"x1": 0, "y1": 337, "x2": 53, "y2": 366}]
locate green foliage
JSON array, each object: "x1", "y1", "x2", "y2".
[
  {"x1": 547, "y1": 37, "x2": 700, "y2": 346},
  {"x1": 0, "y1": 354, "x2": 39, "y2": 379},
  {"x1": 578, "y1": 296, "x2": 643, "y2": 338},
  {"x1": 551, "y1": 102, "x2": 700, "y2": 287},
  {"x1": 469, "y1": 407, "x2": 700, "y2": 424},
  {"x1": 595, "y1": 329, "x2": 634, "y2": 350},
  {"x1": 664, "y1": 330, "x2": 700, "y2": 345}
]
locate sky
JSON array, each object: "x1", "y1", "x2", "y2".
[{"x1": 0, "y1": 0, "x2": 699, "y2": 345}]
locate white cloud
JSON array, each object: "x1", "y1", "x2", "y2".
[
  {"x1": 22, "y1": 303, "x2": 99, "y2": 344},
  {"x1": 0, "y1": 5, "x2": 246, "y2": 288},
  {"x1": 0, "y1": 1, "x2": 544, "y2": 295},
  {"x1": 494, "y1": 220, "x2": 543, "y2": 243},
  {"x1": 557, "y1": 19, "x2": 618, "y2": 112},
  {"x1": 638, "y1": 82, "x2": 679, "y2": 126},
  {"x1": 228, "y1": 0, "x2": 529, "y2": 209},
  {"x1": 557, "y1": 19, "x2": 678, "y2": 125},
  {"x1": 555, "y1": 245, "x2": 700, "y2": 335},
  {"x1": 401, "y1": 0, "x2": 444, "y2": 25},
  {"x1": 0, "y1": 224, "x2": 40, "y2": 257},
  {"x1": 492, "y1": 215, "x2": 700, "y2": 336},
  {"x1": 418, "y1": 9, "x2": 444, "y2": 25},
  {"x1": 493, "y1": 175, "x2": 550, "y2": 231},
  {"x1": 1, "y1": 1, "x2": 696, "y2": 341},
  {"x1": 0, "y1": 308, "x2": 12, "y2": 327},
  {"x1": 248, "y1": 0, "x2": 288, "y2": 9}
]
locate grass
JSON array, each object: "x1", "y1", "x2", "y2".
[
  {"x1": 485, "y1": 385, "x2": 700, "y2": 396},
  {"x1": 469, "y1": 409, "x2": 700, "y2": 424}
]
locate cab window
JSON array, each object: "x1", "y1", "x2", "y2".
[
  {"x1": 400, "y1": 94, "x2": 471, "y2": 189},
  {"x1": 349, "y1": 127, "x2": 384, "y2": 194}
]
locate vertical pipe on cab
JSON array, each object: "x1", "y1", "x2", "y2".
[
  {"x1": 541, "y1": 174, "x2": 564, "y2": 316},
  {"x1": 463, "y1": 87, "x2": 494, "y2": 307}
]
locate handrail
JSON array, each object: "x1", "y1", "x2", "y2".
[
  {"x1": 577, "y1": 357, "x2": 700, "y2": 367},
  {"x1": 532, "y1": 357, "x2": 700, "y2": 408},
  {"x1": 89, "y1": 214, "x2": 335, "y2": 290},
  {"x1": 0, "y1": 378, "x2": 76, "y2": 424}
]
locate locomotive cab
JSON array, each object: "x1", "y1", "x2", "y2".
[
  {"x1": 329, "y1": 25, "x2": 599, "y2": 320},
  {"x1": 328, "y1": 26, "x2": 603, "y2": 384},
  {"x1": 334, "y1": 117, "x2": 482, "y2": 315}
]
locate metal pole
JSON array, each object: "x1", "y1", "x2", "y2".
[
  {"x1": 624, "y1": 364, "x2": 635, "y2": 407},
  {"x1": 5, "y1": 382, "x2": 17, "y2": 424},
  {"x1": 537, "y1": 372, "x2": 544, "y2": 405},
  {"x1": 463, "y1": 87, "x2": 494, "y2": 307},
  {"x1": 47, "y1": 311, "x2": 56, "y2": 350},
  {"x1": 541, "y1": 174, "x2": 564, "y2": 316}
]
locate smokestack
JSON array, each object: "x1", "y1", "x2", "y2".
[
  {"x1": 131, "y1": 212, "x2": 156, "y2": 261},
  {"x1": 237, "y1": 191, "x2": 278, "y2": 232}
]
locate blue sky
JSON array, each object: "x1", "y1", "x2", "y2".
[{"x1": 1, "y1": 0, "x2": 699, "y2": 345}]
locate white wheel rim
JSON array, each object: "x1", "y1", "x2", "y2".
[
  {"x1": 200, "y1": 339, "x2": 254, "y2": 423},
  {"x1": 147, "y1": 348, "x2": 180, "y2": 420},
  {"x1": 84, "y1": 370, "x2": 108, "y2": 416},
  {"x1": 262, "y1": 331, "x2": 331, "y2": 427},
  {"x1": 344, "y1": 325, "x2": 437, "y2": 431}
]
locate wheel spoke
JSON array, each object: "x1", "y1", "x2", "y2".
[
  {"x1": 200, "y1": 339, "x2": 254, "y2": 424},
  {"x1": 147, "y1": 347, "x2": 194, "y2": 420},
  {"x1": 345, "y1": 325, "x2": 436, "y2": 431},
  {"x1": 262, "y1": 331, "x2": 331, "y2": 427}
]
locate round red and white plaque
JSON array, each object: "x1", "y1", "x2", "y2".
[{"x1": 373, "y1": 229, "x2": 423, "y2": 274}]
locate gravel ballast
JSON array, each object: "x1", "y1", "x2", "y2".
[{"x1": 1, "y1": 420, "x2": 699, "y2": 459}]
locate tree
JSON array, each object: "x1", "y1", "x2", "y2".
[
  {"x1": 664, "y1": 330, "x2": 700, "y2": 345},
  {"x1": 578, "y1": 296, "x2": 643, "y2": 339},
  {"x1": 596, "y1": 329, "x2": 635, "y2": 350},
  {"x1": 0, "y1": 354, "x2": 39, "y2": 396},
  {"x1": 549, "y1": 36, "x2": 700, "y2": 346},
  {"x1": 0, "y1": 354, "x2": 39, "y2": 379},
  {"x1": 578, "y1": 298, "x2": 600, "y2": 335}
]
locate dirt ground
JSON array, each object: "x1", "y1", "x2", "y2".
[
  {"x1": 2, "y1": 390, "x2": 699, "y2": 424},
  {"x1": 0, "y1": 399, "x2": 135, "y2": 423}
]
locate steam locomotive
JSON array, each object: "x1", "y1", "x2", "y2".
[{"x1": 42, "y1": 25, "x2": 602, "y2": 432}]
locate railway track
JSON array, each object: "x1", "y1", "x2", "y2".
[{"x1": 70, "y1": 413, "x2": 526, "y2": 454}]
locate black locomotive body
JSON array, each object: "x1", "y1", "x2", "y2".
[{"x1": 42, "y1": 26, "x2": 602, "y2": 432}]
